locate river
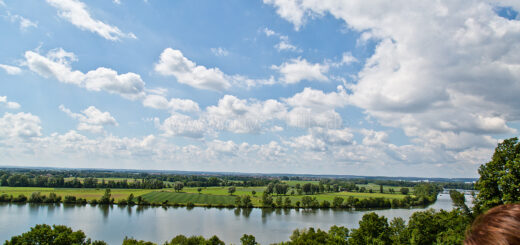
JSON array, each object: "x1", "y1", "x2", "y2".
[{"x1": 0, "y1": 193, "x2": 467, "y2": 244}]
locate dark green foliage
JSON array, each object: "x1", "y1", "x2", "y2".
[
  {"x1": 122, "y1": 237, "x2": 156, "y2": 245},
  {"x1": 474, "y1": 137, "x2": 520, "y2": 213},
  {"x1": 281, "y1": 226, "x2": 348, "y2": 245},
  {"x1": 400, "y1": 187, "x2": 409, "y2": 195},
  {"x1": 405, "y1": 209, "x2": 471, "y2": 245},
  {"x1": 98, "y1": 189, "x2": 114, "y2": 205},
  {"x1": 174, "y1": 182, "x2": 184, "y2": 192},
  {"x1": 333, "y1": 197, "x2": 344, "y2": 208},
  {"x1": 240, "y1": 234, "x2": 258, "y2": 245},
  {"x1": 165, "y1": 234, "x2": 224, "y2": 245},
  {"x1": 228, "y1": 186, "x2": 236, "y2": 195},
  {"x1": 5, "y1": 224, "x2": 105, "y2": 245},
  {"x1": 348, "y1": 212, "x2": 390, "y2": 245}
]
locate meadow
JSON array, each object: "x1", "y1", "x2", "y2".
[
  {"x1": 0, "y1": 187, "x2": 152, "y2": 201},
  {"x1": 0, "y1": 184, "x2": 411, "y2": 207}
]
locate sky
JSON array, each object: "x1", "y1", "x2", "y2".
[{"x1": 0, "y1": 0, "x2": 519, "y2": 178}]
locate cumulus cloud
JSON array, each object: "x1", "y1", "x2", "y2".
[
  {"x1": 272, "y1": 57, "x2": 329, "y2": 84},
  {"x1": 0, "y1": 64, "x2": 22, "y2": 75},
  {"x1": 143, "y1": 94, "x2": 200, "y2": 112},
  {"x1": 155, "y1": 48, "x2": 277, "y2": 90},
  {"x1": 0, "y1": 112, "x2": 41, "y2": 139},
  {"x1": 155, "y1": 113, "x2": 207, "y2": 138},
  {"x1": 0, "y1": 96, "x2": 21, "y2": 109},
  {"x1": 59, "y1": 105, "x2": 118, "y2": 133},
  {"x1": 155, "y1": 48, "x2": 231, "y2": 91},
  {"x1": 265, "y1": 0, "x2": 520, "y2": 151},
  {"x1": 25, "y1": 48, "x2": 146, "y2": 100},
  {"x1": 46, "y1": 0, "x2": 136, "y2": 41}
]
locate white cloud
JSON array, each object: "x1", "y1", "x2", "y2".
[
  {"x1": 0, "y1": 64, "x2": 22, "y2": 75},
  {"x1": 46, "y1": 0, "x2": 136, "y2": 41},
  {"x1": 211, "y1": 47, "x2": 229, "y2": 57},
  {"x1": 155, "y1": 48, "x2": 231, "y2": 91},
  {"x1": 59, "y1": 105, "x2": 118, "y2": 133},
  {"x1": 155, "y1": 114, "x2": 206, "y2": 138},
  {"x1": 285, "y1": 86, "x2": 348, "y2": 109},
  {"x1": 7, "y1": 12, "x2": 37, "y2": 30},
  {"x1": 113, "y1": 0, "x2": 121, "y2": 4},
  {"x1": 265, "y1": 0, "x2": 520, "y2": 152},
  {"x1": 263, "y1": 27, "x2": 301, "y2": 52},
  {"x1": 0, "y1": 112, "x2": 41, "y2": 139},
  {"x1": 205, "y1": 95, "x2": 287, "y2": 133},
  {"x1": 272, "y1": 57, "x2": 329, "y2": 84},
  {"x1": 0, "y1": 96, "x2": 21, "y2": 109},
  {"x1": 25, "y1": 48, "x2": 146, "y2": 100},
  {"x1": 143, "y1": 94, "x2": 200, "y2": 112}
]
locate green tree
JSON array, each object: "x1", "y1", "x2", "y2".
[
  {"x1": 474, "y1": 137, "x2": 520, "y2": 213},
  {"x1": 197, "y1": 187, "x2": 202, "y2": 194},
  {"x1": 240, "y1": 234, "x2": 258, "y2": 245},
  {"x1": 5, "y1": 224, "x2": 106, "y2": 245},
  {"x1": 261, "y1": 192, "x2": 273, "y2": 207},
  {"x1": 449, "y1": 190, "x2": 471, "y2": 217},
  {"x1": 228, "y1": 186, "x2": 236, "y2": 195},
  {"x1": 99, "y1": 189, "x2": 114, "y2": 204},
  {"x1": 242, "y1": 195, "x2": 253, "y2": 208},
  {"x1": 332, "y1": 197, "x2": 344, "y2": 208},
  {"x1": 173, "y1": 182, "x2": 184, "y2": 192},
  {"x1": 400, "y1": 187, "x2": 409, "y2": 195},
  {"x1": 348, "y1": 212, "x2": 390, "y2": 245},
  {"x1": 380, "y1": 184, "x2": 384, "y2": 193},
  {"x1": 251, "y1": 190, "x2": 256, "y2": 196}
]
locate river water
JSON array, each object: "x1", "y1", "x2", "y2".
[{"x1": 0, "y1": 193, "x2": 466, "y2": 244}]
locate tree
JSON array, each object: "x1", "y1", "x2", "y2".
[
  {"x1": 197, "y1": 187, "x2": 202, "y2": 194},
  {"x1": 380, "y1": 184, "x2": 384, "y2": 193},
  {"x1": 240, "y1": 234, "x2": 258, "y2": 245},
  {"x1": 173, "y1": 182, "x2": 184, "y2": 192},
  {"x1": 5, "y1": 224, "x2": 106, "y2": 245},
  {"x1": 474, "y1": 137, "x2": 520, "y2": 213},
  {"x1": 333, "y1": 197, "x2": 344, "y2": 208},
  {"x1": 449, "y1": 190, "x2": 471, "y2": 216},
  {"x1": 400, "y1": 187, "x2": 409, "y2": 195},
  {"x1": 261, "y1": 192, "x2": 273, "y2": 207},
  {"x1": 302, "y1": 183, "x2": 312, "y2": 194},
  {"x1": 228, "y1": 186, "x2": 236, "y2": 195},
  {"x1": 349, "y1": 212, "x2": 390, "y2": 245},
  {"x1": 99, "y1": 189, "x2": 114, "y2": 204},
  {"x1": 251, "y1": 190, "x2": 256, "y2": 196},
  {"x1": 242, "y1": 195, "x2": 253, "y2": 208}
]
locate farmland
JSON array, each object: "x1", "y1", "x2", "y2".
[{"x1": 0, "y1": 187, "x2": 152, "y2": 201}]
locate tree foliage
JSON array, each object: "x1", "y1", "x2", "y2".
[{"x1": 474, "y1": 137, "x2": 520, "y2": 213}]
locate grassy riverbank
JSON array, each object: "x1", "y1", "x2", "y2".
[{"x1": 0, "y1": 187, "x2": 152, "y2": 201}]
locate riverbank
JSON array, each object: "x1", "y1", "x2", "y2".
[
  {"x1": 0, "y1": 194, "x2": 459, "y2": 244},
  {"x1": 0, "y1": 185, "x2": 437, "y2": 209}
]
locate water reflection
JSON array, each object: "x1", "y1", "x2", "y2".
[{"x1": 0, "y1": 194, "x2": 458, "y2": 245}]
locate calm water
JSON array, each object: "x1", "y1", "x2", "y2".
[{"x1": 0, "y1": 193, "x2": 466, "y2": 244}]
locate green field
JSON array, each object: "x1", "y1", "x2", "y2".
[
  {"x1": 141, "y1": 191, "x2": 236, "y2": 205},
  {"x1": 0, "y1": 187, "x2": 152, "y2": 201},
  {"x1": 0, "y1": 183, "x2": 411, "y2": 207}
]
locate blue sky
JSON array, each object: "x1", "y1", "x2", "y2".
[{"x1": 0, "y1": 0, "x2": 519, "y2": 177}]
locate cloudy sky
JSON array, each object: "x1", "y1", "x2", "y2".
[{"x1": 0, "y1": 0, "x2": 519, "y2": 177}]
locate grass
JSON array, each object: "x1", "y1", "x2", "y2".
[
  {"x1": 0, "y1": 187, "x2": 153, "y2": 201},
  {"x1": 0, "y1": 183, "x2": 413, "y2": 207},
  {"x1": 141, "y1": 191, "x2": 236, "y2": 205}
]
